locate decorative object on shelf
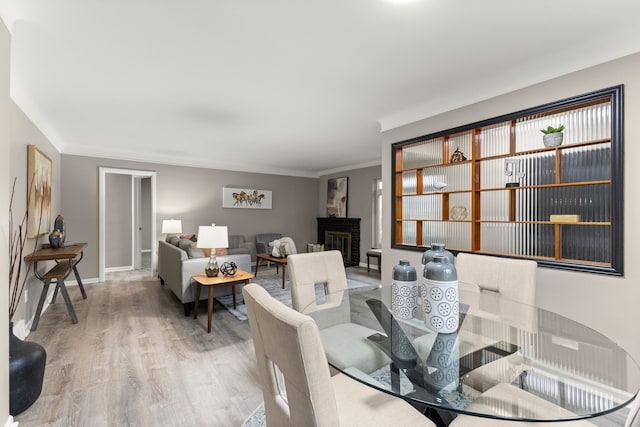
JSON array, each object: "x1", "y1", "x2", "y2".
[
  {"x1": 550, "y1": 214, "x2": 581, "y2": 223},
  {"x1": 541, "y1": 124, "x2": 565, "y2": 147},
  {"x1": 421, "y1": 243, "x2": 454, "y2": 275},
  {"x1": 450, "y1": 206, "x2": 468, "y2": 220},
  {"x1": 326, "y1": 176, "x2": 348, "y2": 218},
  {"x1": 433, "y1": 181, "x2": 447, "y2": 191},
  {"x1": 392, "y1": 260, "x2": 418, "y2": 320},
  {"x1": 48, "y1": 214, "x2": 65, "y2": 248},
  {"x1": 27, "y1": 144, "x2": 52, "y2": 238},
  {"x1": 197, "y1": 224, "x2": 229, "y2": 277},
  {"x1": 222, "y1": 187, "x2": 273, "y2": 209},
  {"x1": 422, "y1": 255, "x2": 458, "y2": 333},
  {"x1": 450, "y1": 147, "x2": 467, "y2": 163},
  {"x1": 220, "y1": 261, "x2": 238, "y2": 277},
  {"x1": 161, "y1": 219, "x2": 182, "y2": 234},
  {"x1": 8, "y1": 177, "x2": 47, "y2": 415},
  {"x1": 504, "y1": 158, "x2": 525, "y2": 187}
]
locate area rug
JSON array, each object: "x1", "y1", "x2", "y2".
[{"x1": 215, "y1": 270, "x2": 372, "y2": 321}]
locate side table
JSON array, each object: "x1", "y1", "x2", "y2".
[{"x1": 192, "y1": 269, "x2": 254, "y2": 333}]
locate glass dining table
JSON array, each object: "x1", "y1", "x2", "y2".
[{"x1": 301, "y1": 284, "x2": 640, "y2": 425}]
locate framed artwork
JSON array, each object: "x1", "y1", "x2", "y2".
[
  {"x1": 222, "y1": 187, "x2": 273, "y2": 209},
  {"x1": 327, "y1": 177, "x2": 348, "y2": 217},
  {"x1": 27, "y1": 144, "x2": 52, "y2": 238}
]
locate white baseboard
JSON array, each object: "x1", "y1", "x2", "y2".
[
  {"x1": 5, "y1": 415, "x2": 18, "y2": 427},
  {"x1": 104, "y1": 266, "x2": 133, "y2": 273}
]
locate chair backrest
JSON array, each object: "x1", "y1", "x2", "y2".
[
  {"x1": 625, "y1": 392, "x2": 640, "y2": 427},
  {"x1": 288, "y1": 250, "x2": 348, "y2": 312},
  {"x1": 456, "y1": 253, "x2": 537, "y2": 306},
  {"x1": 255, "y1": 233, "x2": 282, "y2": 253},
  {"x1": 243, "y1": 283, "x2": 340, "y2": 427}
]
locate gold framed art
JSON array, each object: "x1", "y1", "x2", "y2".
[{"x1": 27, "y1": 144, "x2": 52, "y2": 238}]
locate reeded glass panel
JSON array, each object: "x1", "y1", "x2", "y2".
[
  {"x1": 480, "y1": 223, "x2": 555, "y2": 257},
  {"x1": 448, "y1": 131, "x2": 473, "y2": 161},
  {"x1": 561, "y1": 143, "x2": 611, "y2": 183},
  {"x1": 402, "y1": 195, "x2": 441, "y2": 220},
  {"x1": 478, "y1": 123, "x2": 510, "y2": 158},
  {"x1": 423, "y1": 163, "x2": 471, "y2": 193},
  {"x1": 402, "y1": 221, "x2": 417, "y2": 245},
  {"x1": 561, "y1": 225, "x2": 610, "y2": 263},
  {"x1": 402, "y1": 171, "x2": 417, "y2": 195},
  {"x1": 402, "y1": 139, "x2": 443, "y2": 169},
  {"x1": 515, "y1": 101, "x2": 611, "y2": 152},
  {"x1": 422, "y1": 221, "x2": 471, "y2": 251},
  {"x1": 480, "y1": 191, "x2": 509, "y2": 221},
  {"x1": 534, "y1": 184, "x2": 610, "y2": 223}
]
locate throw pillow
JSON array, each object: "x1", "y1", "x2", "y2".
[
  {"x1": 215, "y1": 248, "x2": 228, "y2": 256},
  {"x1": 181, "y1": 234, "x2": 197, "y2": 242},
  {"x1": 168, "y1": 235, "x2": 181, "y2": 246},
  {"x1": 178, "y1": 239, "x2": 194, "y2": 251},
  {"x1": 202, "y1": 248, "x2": 211, "y2": 257}
]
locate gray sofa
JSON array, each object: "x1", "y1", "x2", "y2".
[
  {"x1": 255, "y1": 233, "x2": 282, "y2": 254},
  {"x1": 157, "y1": 236, "x2": 251, "y2": 316}
]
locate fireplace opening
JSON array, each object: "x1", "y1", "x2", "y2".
[{"x1": 325, "y1": 231, "x2": 352, "y2": 265}]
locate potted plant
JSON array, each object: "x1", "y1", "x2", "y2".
[{"x1": 540, "y1": 124, "x2": 565, "y2": 147}]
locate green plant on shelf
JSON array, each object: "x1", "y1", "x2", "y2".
[{"x1": 540, "y1": 124, "x2": 565, "y2": 134}]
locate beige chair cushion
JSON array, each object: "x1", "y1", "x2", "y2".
[
  {"x1": 243, "y1": 283, "x2": 434, "y2": 427},
  {"x1": 449, "y1": 383, "x2": 596, "y2": 426},
  {"x1": 321, "y1": 322, "x2": 392, "y2": 374}
]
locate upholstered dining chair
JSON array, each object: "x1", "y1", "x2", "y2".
[
  {"x1": 449, "y1": 382, "x2": 639, "y2": 426},
  {"x1": 242, "y1": 283, "x2": 435, "y2": 427},
  {"x1": 287, "y1": 250, "x2": 391, "y2": 374}
]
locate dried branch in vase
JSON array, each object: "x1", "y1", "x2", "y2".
[{"x1": 8, "y1": 177, "x2": 42, "y2": 321}]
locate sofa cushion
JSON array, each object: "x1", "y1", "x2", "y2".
[
  {"x1": 178, "y1": 238, "x2": 195, "y2": 250},
  {"x1": 186, "y1": 246, "x2": 206, "y2": 258}
]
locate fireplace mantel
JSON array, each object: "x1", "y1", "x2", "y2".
[{"x1": 317, "y1": 217, "x2": 361, "y2": 266}]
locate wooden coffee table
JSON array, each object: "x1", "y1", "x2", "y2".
[
  {"x1": 192, "y1": 269, "x2": 254, "y2": 333},
  {"x1": 255, "y1": 253, "x2": 288, "y2": 289}
]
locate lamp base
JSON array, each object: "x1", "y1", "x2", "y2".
[{"x1": 205, "y1": 255, "x2": 219, "y2": 277}]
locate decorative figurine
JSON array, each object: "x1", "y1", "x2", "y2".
[
  {"x1": 504, "y1": 158, "x2": 525, "y2": 187},
  {"x1": 220, "y1": 261, "x2": 238, "y2": 277},
  {"x1": 48, "y1": 214, "x2": 65, "y2": 248},
  {"x1": 450, "y1": 147, "x2": 467, "y2": 163}
]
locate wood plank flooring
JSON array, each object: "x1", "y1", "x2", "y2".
[
  {"x1": 15, "y1": 266, "x2": 382, "y2": 427},
  {"x1": 14, "y1": 266, "x2": 627, "y2": 426}
]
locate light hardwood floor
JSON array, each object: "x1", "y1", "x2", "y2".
[{"x1": 15, "y1": 266, "x2": 382, "y2": 427}]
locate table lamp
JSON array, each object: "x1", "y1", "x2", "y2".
[
  {"x1": 197, "y1": 225, "x2": 229, "y2": 277},
  {"x1": 162, "y1": 219, "x2": 182, "y2": 234}
]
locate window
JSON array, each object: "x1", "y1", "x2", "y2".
[{"x1": 391, "y1": 86, "x2": 623, "y2": 275}]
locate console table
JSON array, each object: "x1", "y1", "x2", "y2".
[{"x1": 24, "y1": 243, "x2": 88, "y2": 330}]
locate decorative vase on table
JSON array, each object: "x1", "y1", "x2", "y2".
[
  {"x1": 422, "y1": 255, "x2": 459, "y2": 333},
  {"x1": 391, "y1": 260, "x2": 418, "y2": 320},
  {"x1": 421, "y1": 243, "x2": 454, "y2": 275},
  {"x1": 9, "y1": 322, "x2": 47, "y2": 415}
]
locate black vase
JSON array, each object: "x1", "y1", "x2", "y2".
[{"x1": 9, "y1": 322, "x2": 46, "y2": 415}]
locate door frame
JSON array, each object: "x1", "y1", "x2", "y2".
[{"x1": 99, "y1": 167, "x2": 157, "y2": 282}]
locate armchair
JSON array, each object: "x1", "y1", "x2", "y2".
[{"x1": 254, "y1": 233, "x2": 282, "y2": 254}]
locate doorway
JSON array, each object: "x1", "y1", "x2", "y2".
[{"x1": 99, "y1": 168, "x2": 157, "y2": 282}]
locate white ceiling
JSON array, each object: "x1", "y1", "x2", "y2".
[{"x1": 2, "y1": 1, "x2": 640, "y2": 177}]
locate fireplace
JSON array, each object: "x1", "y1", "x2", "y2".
[{"x1": 317, "y1": 217, "x2": 360, "y2": 266}]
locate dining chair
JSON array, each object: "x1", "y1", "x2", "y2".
[
  {"x1": 449, "y1": 382, "x2": 637, "y2": 426},
  {"x1": 287, "y1": 250, "x2": 391, "y2": 374},
  {"x1": 242, "y1": 283, "x2": 436, "y2": 427}
]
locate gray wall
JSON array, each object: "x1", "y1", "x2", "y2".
[
  {"x1": 319, "y1": 165, "x2": 381, "y2": 266},
  {"x1": 1, "y1": 17, "x2": 10, "y2": 421},
  {"x1": 61, "y1": 154, "x2": 320, "y2": 279},
  {"x1": 105, "y1": 173, "x2": 132, "y2": 268},
  {"x1": 381, "y1": 52, "x2": 640, "y2": 363}
]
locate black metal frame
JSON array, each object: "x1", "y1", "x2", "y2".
[{"x1": 391, "y1": 85, "x2": 624, "y2": 276}]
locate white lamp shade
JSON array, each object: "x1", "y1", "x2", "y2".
[
  {"x1": 162, "y1": 219, "x2": 182, "y2": 234},
  {"x1": 197, "y1": 225, "x2": 229, "y2": 249}
]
